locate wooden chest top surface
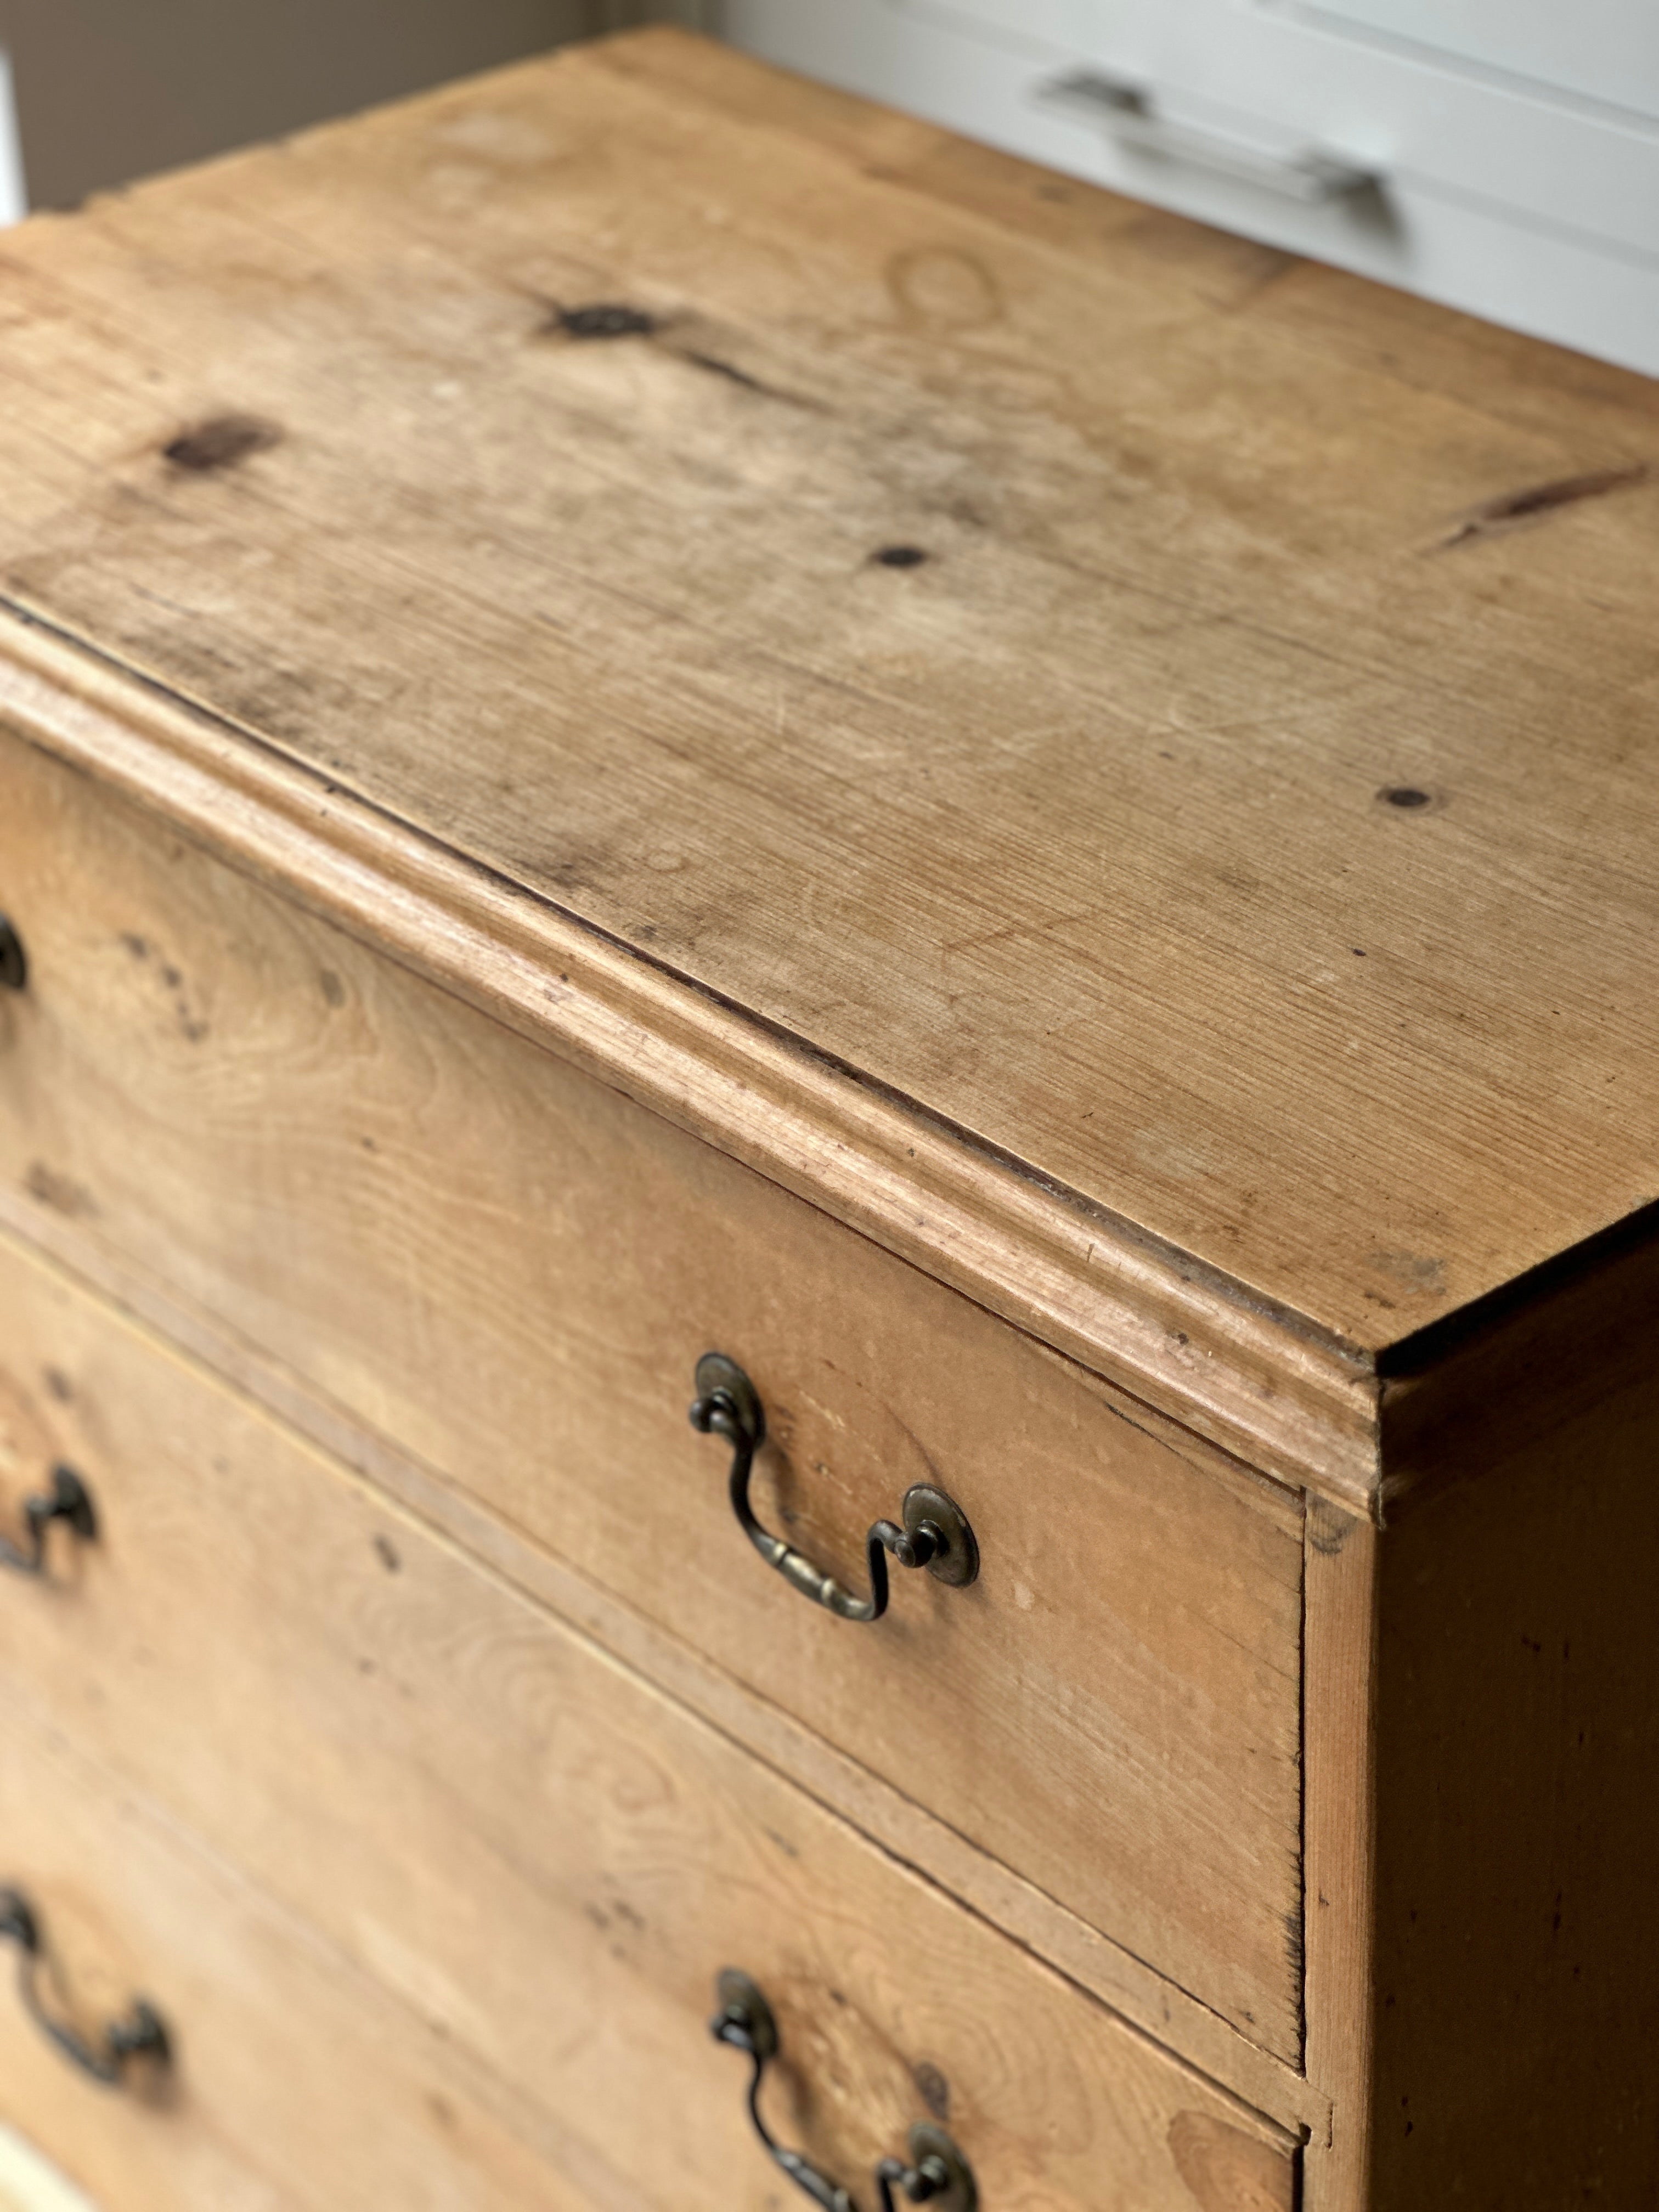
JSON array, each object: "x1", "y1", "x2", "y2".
[{"x1": 0, "y1": 26, "x2": 1653, "y2": 1358}]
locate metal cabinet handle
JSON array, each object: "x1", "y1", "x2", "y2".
[
  {"x1": 690, "y1": 1355, "x2": 978, "y2": 1623},
  {"x1": 713, "y1": 1970, "x2": 976, "y2": 2212},
  {"x1": 1037, "y1": 69, "x2": 1377, "y2": 204},
  {"x1": 0, "y1": 913, "x2": 25, "y2": 992},
  {"x1": 0, "y1": 1888, "x2": 170, "y2": 2087},
  {"x1": 0, "y1": 1465, "x2": 97, "y2": 1578}
]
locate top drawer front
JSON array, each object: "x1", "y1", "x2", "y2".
[
  {"x1": 0, "y1": 724, "x2": 1305, "y2": 2059},
  {"x1": 1274, "y1": 0, "x2": 1659, "y2": 119}
]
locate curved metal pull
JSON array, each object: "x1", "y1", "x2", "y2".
[
  {"x1": 690, "y1": 1355, "x2": 978, "y2": 1623},
  {"x1": 0, "y1": 913, "x2": 25, "y2": 992},
  {"x1": 0, "y1": 1889, "x2": 170, "y2": 2087},
  {"x1": 1038, "y1": 69, "x2": 1377, "y2": 203},
  {"x1": 713, "y1": 1971, "x2": 976, "y2": 2212},
  {"x1": 0, "y1": 1465, "x2": 97, "y2": 1578}
]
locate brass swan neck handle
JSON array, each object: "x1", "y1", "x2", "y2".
[
  {"x1": 712, "y1": 1969, "x2": 977, "y2": 2212},
  {"x1": 690, "y1": 1354, "x2": 978, "y2": 1624}
]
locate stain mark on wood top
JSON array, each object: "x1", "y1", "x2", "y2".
[
  {"x1": 1442, "y1": 463, "x2": 1650, "y2": 547},
  {"x1": 24, "y1": 1163, "x2": 98, "y2": 1220},
  {"x1": 162, "y1": 414, "x2": 283, "y2": 473},
  {"x1": 913, "y1": 2059, "x2": 950, "y2": 2120}
]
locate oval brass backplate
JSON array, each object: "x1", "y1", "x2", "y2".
[
  {"x1": 907, "y1": 2122, "x2": 979, "y2": 2212},
  {"x1": 901, "y1": 1485, "x2": 979, "y2": 1588},
  {"x1": 716, "y1": 1967, "x2": 778, "y2": 2061},
  {"x1": 0, "y1": 916, "x2": 25, "y2": 992},
  {"x1": 694, "y1": 1353, "x2": 765, "y2": 1449}
]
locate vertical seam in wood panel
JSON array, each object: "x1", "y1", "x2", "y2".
[
  {"x1": 1301, "y1": 1502, "x2": 1379, "y2": 2209},
  {"x1": 1297, "y1": 1491, "x2": 1310, "y2": 2074}
]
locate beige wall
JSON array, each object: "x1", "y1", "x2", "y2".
[{"x1": 0, "y1": 0, "x2": 707, "y2": 210}]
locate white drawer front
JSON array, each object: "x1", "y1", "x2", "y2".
[{"x1": 1286, "y1": 0, "x2": 1659, "y2": 121}]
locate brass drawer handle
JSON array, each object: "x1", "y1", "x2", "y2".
[
  {"x1": 713, "y1": 1970, "x2": 976, "y2": 2212},
  {"x1": 690, "y1": 1355, "x2": 978, "y2": 1623},
  {"x1": 0, "y1": 1465, "x2": 98, "y2": 1578},
  {"x1": 0, "y1": 913, "x2": 24, "y2": 992},
  {"x1": 0, "y1": 1888, "x2": 171, "y2": 2087}
]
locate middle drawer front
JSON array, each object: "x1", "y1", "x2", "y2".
[
  {"x1": 0, "y1": 1227, "x2": 1300, "y2": 2210},
  {"x1": 0, "y1": 727, "x2": 1304, "y2": 2057}
]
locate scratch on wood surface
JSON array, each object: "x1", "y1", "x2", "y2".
[
  {"x1": 542, "y1": 297, "x2": 821, "y2": 408},
  {"x1": 942, "y1": 903, "x2": 1113, "y2": 961},
  {"x1": 678, "y1": 348, "x2": 763, "y2": 391},
  {"x1": 1439, "y1": 464, "x2": 1649, "y2": 548}
]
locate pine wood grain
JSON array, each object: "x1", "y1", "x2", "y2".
[
  {"x1": 0, "y1": 1229, "x2": 1301, "y2": 2211},
  {"x1": 0, "y1": 1719, "x2": 607, "y2": 2212},
  {"x1": 0, "y1": 753, "x2": 1306, "y2": 2062},
  {"x1": 1364, "y1": 1365, "x2": 1659, "y2": 2205},
  {"x1": 0, "y1": 611, "x2": 1384, "y2": 1507},
  {"x1": 0, "y1": 27, "x2": 1654, "y2": 1356},
  {"x1": 0, "y1": 1175, "x2": 1325, "y2": 2140}
]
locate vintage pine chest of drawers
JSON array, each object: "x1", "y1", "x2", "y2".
[{"x1": 0, "y1": 25, "x2": 1653, "y2": 2212}]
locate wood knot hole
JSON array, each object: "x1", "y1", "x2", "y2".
[
  {"x1": 551, "y1": 302, "x2": 658, "y2": 340},
  {"x1": 162, "y1": 414, "x2": 282, "y2": 472}
]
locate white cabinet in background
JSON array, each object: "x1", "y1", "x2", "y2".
[
  {"x1": 1294, "y1": 0, "x2": 1659, "y2": 120},
  {"x1": 720, "y1": 0, "x2": 1659, "y2": 375}
]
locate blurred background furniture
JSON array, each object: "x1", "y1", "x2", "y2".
[
  {"x1": 0, "y1": 1, "x2": 703, "y2": 210},
  {"x1": 724, "y1": 0, "x2": 1659, "y2": 375}
]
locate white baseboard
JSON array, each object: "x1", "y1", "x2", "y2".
[{"x1": 0, "y1": 2126, "x2": 99, "y2": 2212}]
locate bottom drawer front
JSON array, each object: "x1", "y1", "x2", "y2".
[
  {"x1": 0, "y1": 1229, "x2": 1298, "y2": 2209},
  {"x1": 0, "y1": 1712, "x2": 599, "y2": 2212}
]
